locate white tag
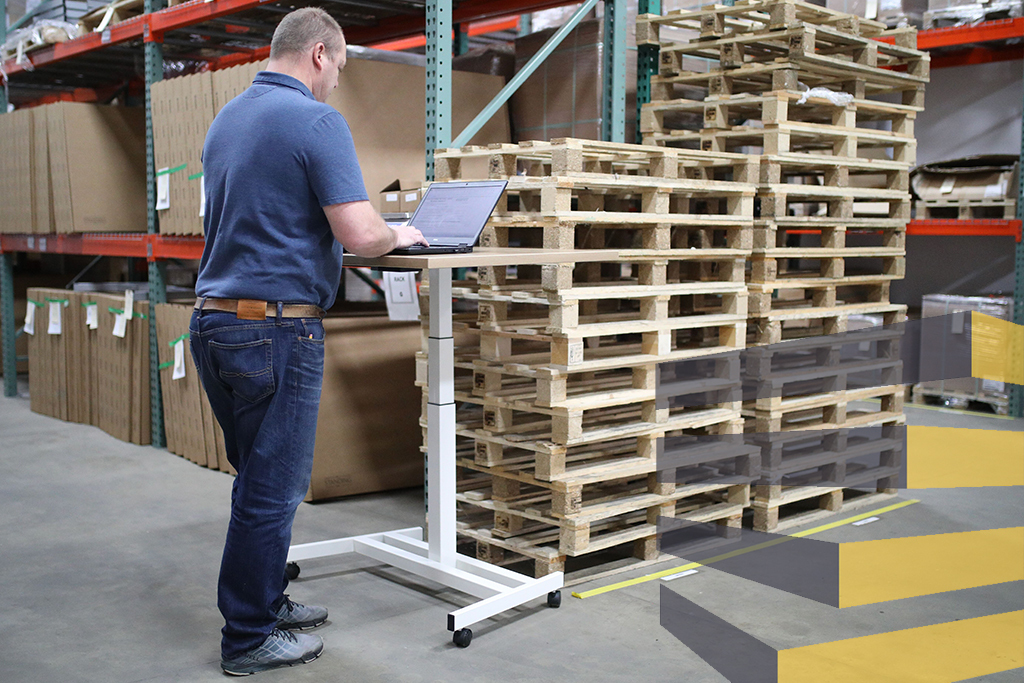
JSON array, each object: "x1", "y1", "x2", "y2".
[
  {"x1": 172, "y1": 339, "x2": 187, "y2": 380},
  {"x1": 404, "y1": 191, "x2": 418, "y2": 203},
  {"x1": 101, "y1": 29, "x2": 111, "y2": 44},
  {"x1": 156, "y1": 170, "x2": 170, "y2": 210},
  {"x1": 858, "y1": 341, "x2": 871, "y2": 352},
  {"x1": 124, "y1": 290, "x2": 134, "y2": 321},
  {"x1": 86, "y1": 304, "x2": 98, "y2": 330},
  {"x1": 39, "y1": 237, "x2": 46, "y2": 251},
  {"x1": 27, "y1": 237, "x2": 34, "y2": 249},
  {"x1": 567, "y1": 341, "x2": 584, "y2": 365},
  {"x1": 951, "y1": 310, "x2": 965, "y2": 334},
  {"x1": 385, "y1": 193, "x2": 399, "y2": 202},
  {"x1": 940, "y1": 177, "x2": 956, "y2": 194},
  {"x1": 24, "y1": 305, "x2": 35, "y2": 336},
  {"x1": 47, "y1": 302, "x2": 62, "y2": 335},
  {"x1": 982, "y1": 379, "x2": 1005, "y2": 393},
  {"x1": 199, "y1": 176, "x2": 206, "y2": 218},
  {"x1": 382, "y1": 271, "x2": 420, "y2": 321},
  {"x1": 112, "y1": 313, "x2": 128, "y2": 338},
  {"x1": 852, "y1": 517, "x2": 880, "y2": 527},
  {"x1": 661, "y1": 569, "x2": 698, "y2": 582}
]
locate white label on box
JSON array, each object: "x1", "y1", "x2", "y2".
[
  {"x1": 199, "y1": 176, "x2": 206, "y2": 218},
  {"x1": 85, "y1": 304, "x2": 98, "y2": 330},
  {"x1": 385, "y1": 193, "x2": 399, "y2": 202},
  {"x1": 112, "y1": 313, "x2": 128, "y2": 338},
  {"x1": 172, "y1": 339, "x2": 187, "y2": 381},
  {"x1": 27, "y1": 237, "x2": 34, "y2": 249},
  {"x1": 47, "y1": 302, "x2": 62, "y2": 335},
  {"x1": 982, "y1": 379, "x2": 1005, "y2": 393},
  {"x1": 124, "y1": 290, "x2": 134, "y2": 321},
  {"x1": 951, "y1": 310, "x2": 965, "y2": 334},
  {"x1": 38, "y1": 238, "x2": 46, "y2": 251},
  {"x1": 940, "y1": 177, "x2": 956, "y2": 194},
  {"x1": 24, "y1": 305, "x2": 35, "y2": 336},
  {"x1": 383, "y1": 271, "x2": 420, "y2": 321},
  {"x1": 404, "y1": 192, "x2": 418, "y2": 203},
  {"x1": 156, "y1": 170, "x2": 171, "y2": 211}
]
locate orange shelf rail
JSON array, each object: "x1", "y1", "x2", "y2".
[{"x1": 907, "y1": 219, "x2": 1023, "y2": 241}]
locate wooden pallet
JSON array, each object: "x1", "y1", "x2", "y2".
[
  {"x1": 637, "y1": 0, "x2": 894, "y2": 42},
  {"x1": 746, "y1": 383, "x2": 905, "y2": 433},
  {"x1": 78, "y1": 0, "x2": 147, "y2": 33},
  {"x1": 749, "y1": 303, "x2": 906, "y2": 347},
  {"x1": 915, "y1": 198, "x2": 1016, "y2": 220},
  {"x1": 911, "y1": 385, "x2": 1010, "y2": 416}
]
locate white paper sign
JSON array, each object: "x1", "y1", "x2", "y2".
[
  {"x1": 199, "y1": 176, "x2": 206, "y2": 218},
  {"x1": 112, "y1": 313, "x2": 128, "y2": 338},
  {"x1": 172, "y1": 339, "x2": 187, "y2": 380},
  {"x1": 156, "y1": 170, "x2": 170, "y2": 211},
  {"x1": 24, "y1": 305, "x2": 35, "y2": 336},
  {"x1": 382, "y1": 271, "x2": 420, "y2": 321},
  {"x1": 47, "y1": 302, "x2": 62, "y2": 335},
  {"x1": 124, "y1": 289, "x2": 134, "y2": 321},
  {"x1": 85, "y1": 304, "x2": 98, "y2": 330}
]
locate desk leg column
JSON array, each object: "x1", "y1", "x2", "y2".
[{"x1": 427, "y1": 268, "x2": 456, "y2": 564}]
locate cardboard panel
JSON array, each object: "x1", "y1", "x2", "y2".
[
  {"x1": 31, "y1": 108, "x2": 54, "y2": 235},
  {"x1": 46, "y1": 104, "x2": 75, "y2": 232}
]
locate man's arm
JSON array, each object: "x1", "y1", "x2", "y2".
[{"x1": 324, "y1": 200, "x2": 428, "y2": 257}]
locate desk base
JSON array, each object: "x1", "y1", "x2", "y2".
[{"x1": 288, "y1": 528, "x2": 564, "y2": 642}]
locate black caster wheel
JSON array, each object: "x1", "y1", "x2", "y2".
[
  {"x1": 285, "y1": 562, "x2": 300, "y2": 581},
  {"x1": 452, "y1": 628, "x2": 473, "y2": 648},
  {"x1": 547, "y1": 590, "x2": 561, "y2": 608}
]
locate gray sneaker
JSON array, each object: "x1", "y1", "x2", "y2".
[
  {"x1": 275, "y1": 595, "x2": 328, "y2": 630},
  {"x1": 221, "y1": 629, "x2": 323, "y2": 676}
]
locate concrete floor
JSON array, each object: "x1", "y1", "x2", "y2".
[{"x1": 1, "y1": 385, "x2": 1022, "y2": 683}]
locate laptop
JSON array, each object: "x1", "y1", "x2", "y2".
[{"x1": 387, "y1": 179, "x2": 508, "y2": 255}]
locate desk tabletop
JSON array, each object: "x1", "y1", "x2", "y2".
[{"x1": 345, "y1": 247, "x2": 622, "y2": 270}]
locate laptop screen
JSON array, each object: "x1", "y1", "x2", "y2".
[{"x1": 408, "y1": 180, "x2": 507, "y2": 245}]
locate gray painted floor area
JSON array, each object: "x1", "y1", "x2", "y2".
[{"x1": 1, "y1": 392, "x2": 1022, "y2": 683}]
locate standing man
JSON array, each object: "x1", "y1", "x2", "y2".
[{"x1": 189, "y1": 7, "x2": 427, "y2": 676}]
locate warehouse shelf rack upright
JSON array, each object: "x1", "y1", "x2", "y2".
[
  {"x1": 0, "y1": 0, "x2": 635, "y2": 435},
  {"x1": 631, "y1": 11, "x2": 1024, "y2": 418}
]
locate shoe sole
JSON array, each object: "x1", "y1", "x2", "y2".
[{"x1": 221, "y1": 644, "x2": 324, "y2": 676}]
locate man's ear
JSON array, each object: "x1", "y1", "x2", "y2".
[{"x1": 312, "y1": 42, "x2": 326, "y2": 70}]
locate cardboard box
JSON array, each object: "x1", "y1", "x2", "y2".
[
  {"x1": 26, "y1": 287, "x2": 71, "y2": 421},
  {"x1": 92, "y1": 292, "x2": 151, "y2": 445},
  {"x1": 307, "y1": 316, "x2": 425, "y2": 501},
  {"x1": 380, "y1": 179, "x2": 423, "y2": 214},
  {"x1": 45, "y1": 103, "x2": 147, "y2": 234}
]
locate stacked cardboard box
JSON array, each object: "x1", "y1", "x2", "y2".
[
  {"x1": 26, "y1": 287, "x2": 150, "y2": 444},
  {"x1": 0, "y1": 103, "x2": 146, "y2": 235},
  {"x1": 150, "y1": 52, "x2": 511, "y2": 233},
  {"x1": 638, "y1": 0, "x2": 927, "y2": 530},
  {"x1": 433, "y1": 138, "x2": 759, "y2": 576},
  {"x1": 154, "y1": 304, "x2": 425, "y2": 501}
]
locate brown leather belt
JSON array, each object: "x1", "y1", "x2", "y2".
[{"x1": 195, "y1": 297, "x2": 325, "y2": 320}]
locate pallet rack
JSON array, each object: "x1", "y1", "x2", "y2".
[{"x1": 0, "y1": 0, "x2": 636, "y2": 442}]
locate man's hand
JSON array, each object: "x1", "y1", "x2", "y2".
[{"x1": 392, "y1": 224, "x2": 429, "y2": 249}]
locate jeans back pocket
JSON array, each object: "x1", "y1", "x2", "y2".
[{"x1": 208, "y1": 338, "x2": 276, "y2": 404}]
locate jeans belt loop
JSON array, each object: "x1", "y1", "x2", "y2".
[
  {"x1": 197, "y1": 296, "x2": 207, "y2": 316},
  {"x1": 276, "y1": 301, "x2": 283, "y2": 324}
]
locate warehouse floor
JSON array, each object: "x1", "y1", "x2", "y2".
[{"x1": 1, "y1": 384, "x2": 1021, "y2": 683}]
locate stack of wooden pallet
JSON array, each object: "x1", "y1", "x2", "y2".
[
  {"x1": 428, "y1": 138, "x2": 761, "y2": 577},
  {"x1": 638, "y1": 0, "x2": 925, "y2": 530}
]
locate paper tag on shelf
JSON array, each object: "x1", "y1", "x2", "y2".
[
  {"x1": 85, "y1": 304, "x2": 98, "y2": 330},
  {"x1": 172, "y1": 339, "x2": 187, "y2": 380},
  {"x1": 124, "y1": 290, "x2": 134, "y2": 321},
  {"x1": 47, "y1": 302, "x2": 62, "y2": 335},
  {"x1": 39, "y1": 237, "x2": 46, "y2": 251},
  {"x1": 199, "y1": 176, "x2": 206, "y2": 218},
  {"x1": 24, "y1": 306, "x2": 35, "y2": 336},
  {"x1": 112, "y1": 313, "x2": 128, "y2": 338},
  {"x1": 982, "y1": 379, "x2": 1005, "y2": 393},
  {"x1": 156, "y1": 170, "x2": 170, "y2": 210},
  {"x1": 101, "y1": 29, "x2": 111, "y2": 44},
  {"x1": 383, "y1": 271, "x2": 420, "y2": 321}
]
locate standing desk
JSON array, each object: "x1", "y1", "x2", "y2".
[{"x1": 287, "y1": 248, "x2": 620, "y2": 647}]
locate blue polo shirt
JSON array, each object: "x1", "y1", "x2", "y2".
[{"x1": 196, "y1": 71, "x2": 368, "y2": 310}]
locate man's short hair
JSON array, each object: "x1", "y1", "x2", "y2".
[{"x1": 269, "y1": 8, "x2": 345, "y2": 61}]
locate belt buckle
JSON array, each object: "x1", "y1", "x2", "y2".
[{"x1": 236, "y1": 299, "x2": 267, "y2": 320}]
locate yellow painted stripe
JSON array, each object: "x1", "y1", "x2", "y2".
[
  {"x1": 971, "y1": 312, "x2": 1024, "y2": 385},
  {"x1": 907, "y1": 426, "x2": 1024, "y2": 488},
  {"x1": 838, "y1": 527, "x2": 1024, "y2": 608},
  {"x1": 778, "y1": 610, "x2": 1024, "y2": 683},
  {"x1": 571, "y1": 499, "x2": 919, "y2": 599}
]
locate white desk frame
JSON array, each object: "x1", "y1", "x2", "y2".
[{"x1": 287, "y1": 249, "x2": 618, "y2": 643}]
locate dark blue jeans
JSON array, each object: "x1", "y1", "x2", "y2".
[{"x1": 189, "y1": 309, "x2": 325, "y2": 659}]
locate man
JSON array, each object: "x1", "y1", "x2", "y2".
[{"x1": 189, "y1": 8, "x2": 426, "y2": 676}]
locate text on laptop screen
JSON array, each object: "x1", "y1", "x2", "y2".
[{"x1": 411, "y1": 182, "x2": 506, "y2": 244}]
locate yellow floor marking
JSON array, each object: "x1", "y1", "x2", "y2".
[{"x1": 572, "y1": 499, "x2": 920, "y2": 599}]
